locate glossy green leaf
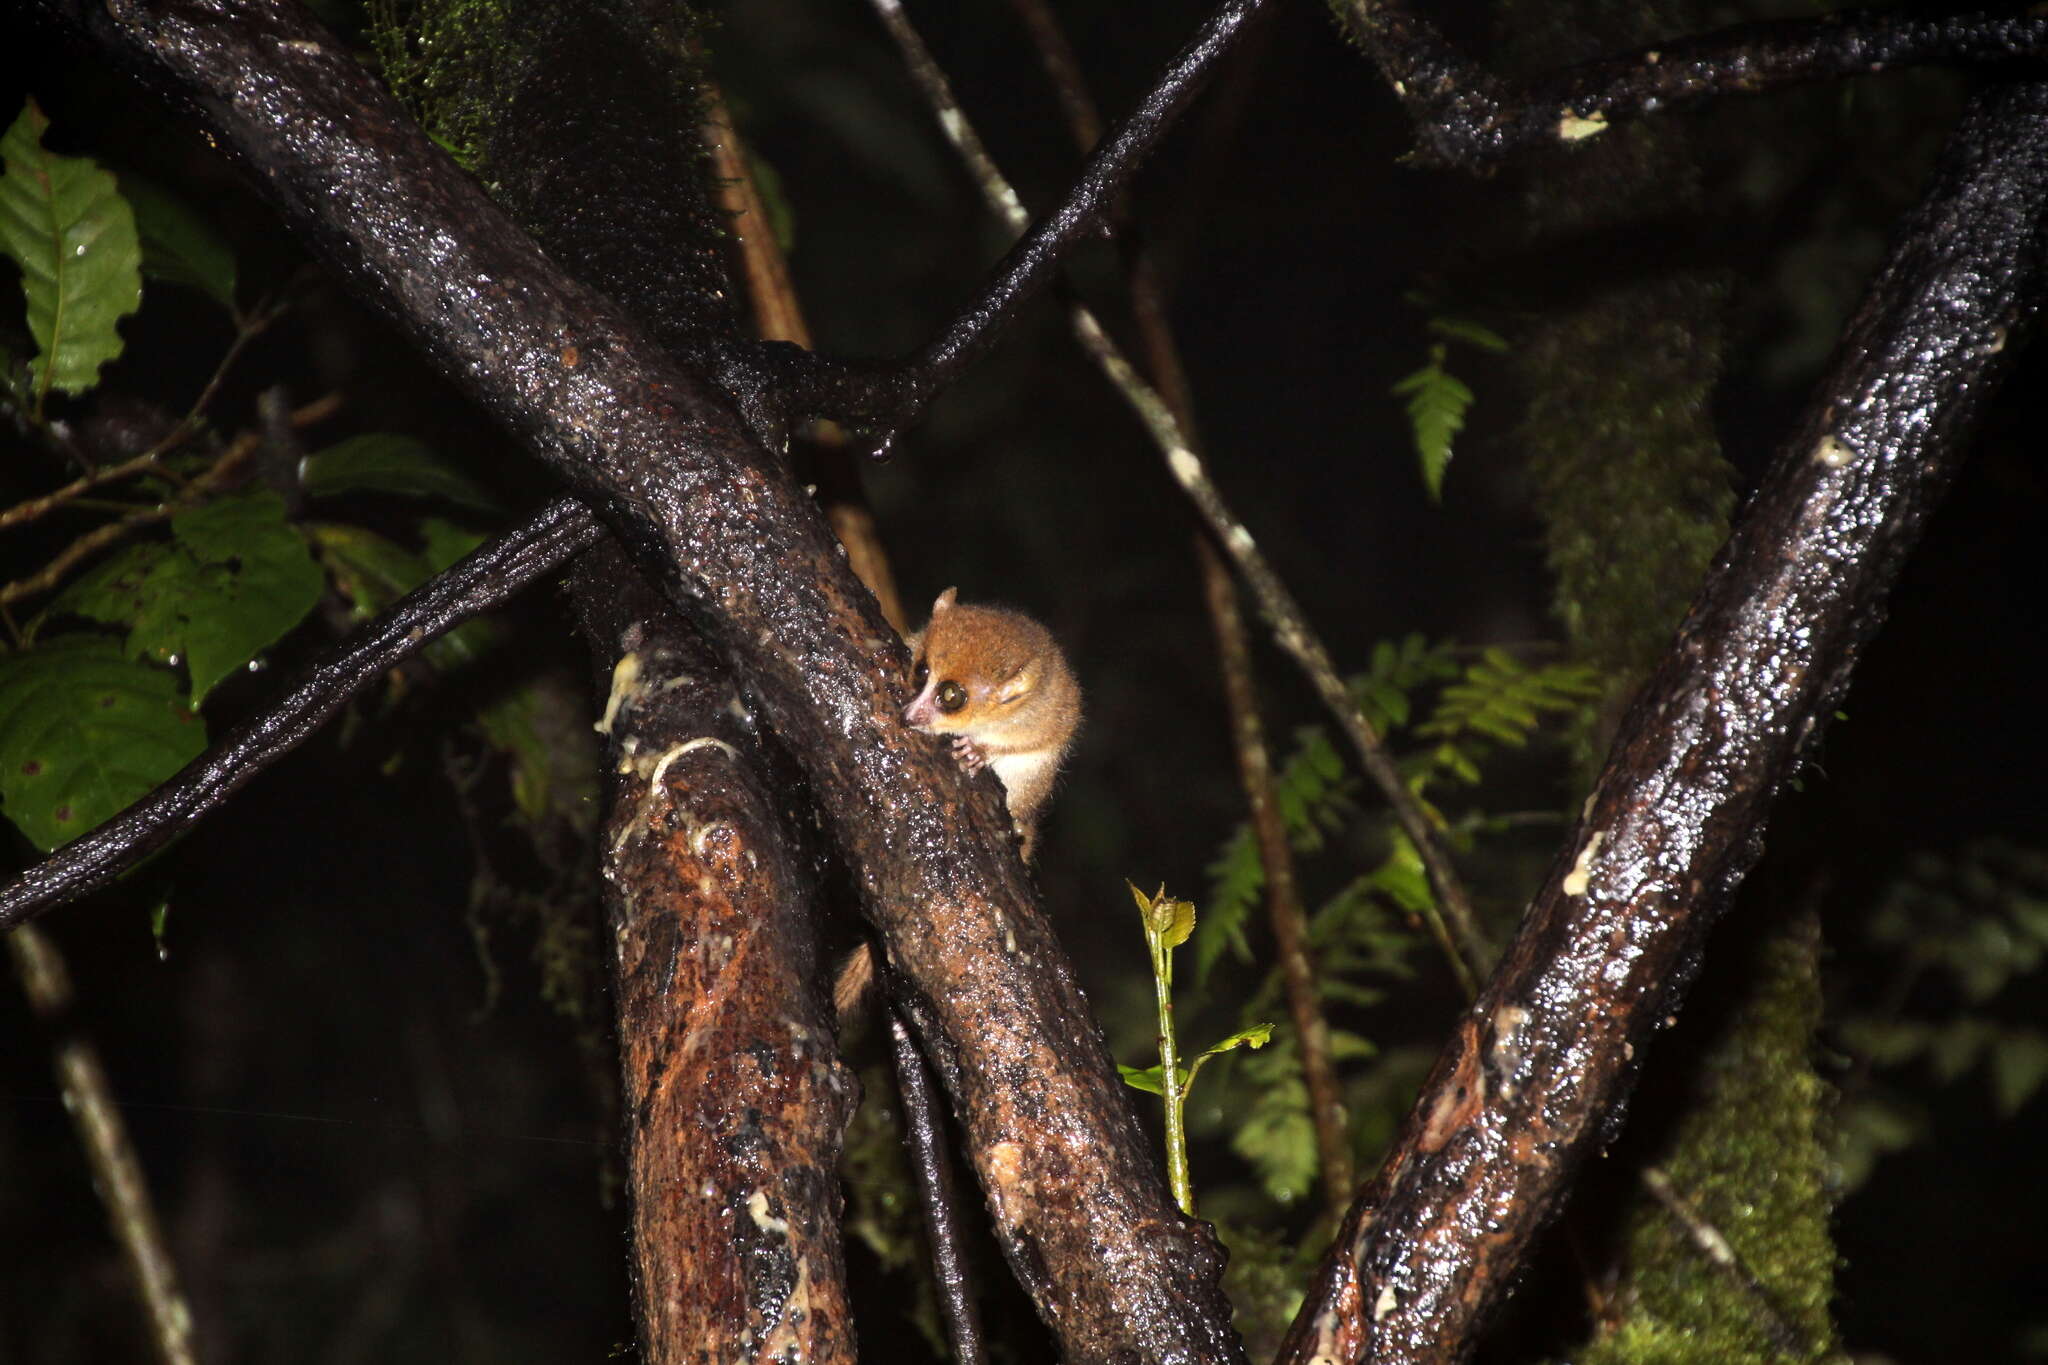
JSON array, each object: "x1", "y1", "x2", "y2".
[
  {"x1": 0, "y1": 636, "x2": 205, "y2": 851},
  {"x1": 51, "y1": 492, "x2": 322, "y2": 704},
  {"x1": 0, "y1": 99, "x2": 142, "y2": 399},
  {"x1": 1185, "y1": 1023, "x2": 1274, "y2": 1090},
  {"x1": 119, "y1": 173, "x2": 237, "y2": 312},
  {"x1": 299, "y1": 434, "x2": 501, "y2": 512},
  {"x1": 1118, "y1": 1063, "x2": 1167, "y2": 1096}
]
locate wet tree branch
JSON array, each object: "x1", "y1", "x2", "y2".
[
  {"x1": 1328, "y1": 0, "x2": 2048, "y2": 168},
  {"x1": 1278, "y1": 78, "x2": 2048, "y2": 1363},
  {"x1": 21, "y1": 0, "x2": 1243, "y2": 1355},
  {"x1": 0, "y1": 494, "x2": 600, "y2": 931},
  {"x1": 570, "y1": 539, "x2": 854, "y2": 1362}
]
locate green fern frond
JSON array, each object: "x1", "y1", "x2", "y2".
[
  {"x1": 1390, "y1": 350, "x2": 1469, "y2": 503},
  {"x1": 1195, "y1": 728, "x2": 1358, "y2": 986},
  {"x1": 1348, "y1": 633, "x2": 1461, "y2": 734},
  {"x1": 1415, "y1": 648, "x2": 1600, "y2": 788},
  {"x1": 1426, "y1": 317, "x2": 1510, "y2": 352},
  {"x1": 1391, "y1": 318, "x2": 1507, "y2": 502},
  {"x1": 1194, "y1": 822, "x2": 1263, "y2": 986}
]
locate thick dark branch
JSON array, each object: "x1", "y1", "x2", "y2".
[
  {"x1": 1279, "y1": 79, "x2": 2048, "y2": 1363},
  {"x1": 1329, "y1": 1, "x2": 2048, "y2": 168},
  {"x1": 25, "y1": 1, "x2": 1242, "y2": 1355},
  {"x1": 0, "y1": 495, "x2": 599, "y2": 931}
]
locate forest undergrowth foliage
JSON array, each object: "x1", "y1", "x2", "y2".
[{"x1": 7, "y1": 56, "x2": 2048, "y2": 1363}]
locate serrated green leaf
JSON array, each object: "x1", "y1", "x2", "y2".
[
  {"x1": 50, "y1": 492, "x2": 321, "y2": 704},
  {"x1": 0, "y1": 100, "x2": 142, "y2": 400},
  {"x1": 299, "y1": 434, "x2": 501, "y2": 512},
  {"x1": 118, "y1": 173, "x2": 237, "y2": 312},
  {"x1": 1184, "y1": 1023, "x2": 1272, "y2": 1094},
  {"x1": 1158, "y1": 895, "x2": 1195, "y2": 949},
  {"x1": 0, "y1": 635, "x2": 206, "y2": 850},
  {"x1": 1128, "y1": 880, "x2": 1196, "y2": 949}
]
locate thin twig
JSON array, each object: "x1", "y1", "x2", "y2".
[
  {"x1": 0, "y1": 393, "x2": 339, "y2": 610},
  {"x1": 1639, "y1": 1166, "x2": 1814, "y2": 1358},
  {"x1": 1070, "y1": 313, "x2": 1488, "y2": 993},
  {"x1": 871, "y1": 0, "x2": 1489, "y2": 990},
  {"x1": 176, "y1": 293, "x2": 286, "y2": 445},
  {"x1": 889, "y1": 1014, "x2": 990, "y2": 1365},
  {"x1": 8, "y1": 924, "x2": 200, "y2": 1365},
  {"x1": 860, "y1": 0, "x2": 1271, "y2": 455},
  {"x1": 0, "y1": 295, "x2": 287, "y2": 535},
  {"x1": 1, "y1": 446, "x2": 182, "y2": 533},
  {"x1": 1003, "y1": 0, "x2": 1106, "y2": 149},
  {"x1": 1200, "y1": 538, "x2": 1354, "y2": 1205}
]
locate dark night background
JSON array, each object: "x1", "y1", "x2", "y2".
[{"x1": 3, "y1": 0, "x2": 2046, "y2": 1360}]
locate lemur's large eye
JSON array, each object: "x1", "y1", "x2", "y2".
[
  {"x1": 913, "y1": 659, "x2": 929, "y2": 689},
  {"x1": 937, "y1": 681, "x2": 967, "y2": 713}
]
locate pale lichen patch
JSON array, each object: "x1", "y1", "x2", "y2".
[{"x1": 1563, "y1": 830, "x2": 1606, "y2": 896}]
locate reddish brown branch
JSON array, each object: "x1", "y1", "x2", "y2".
[
  {"x1": 1278, "y1": 79, "x2": 2048, "y2": 1362},
  {"x1": 570, "y1": 544, "x2": 854, "y2": 1363}
]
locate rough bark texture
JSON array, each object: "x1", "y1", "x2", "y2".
[
  {"x1": 1278, "y1": 80, "x2": 2048, "y2": 1363},
  {"x1": 398, "y1": 11, "x2": 870, "y2": 1353},
  {"x1": 571, "y1": 542, "x2": 855, "y2": 1362},
  {"x1": 29, "y1": 1, "x2": 1243, "y2": 1357}
]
